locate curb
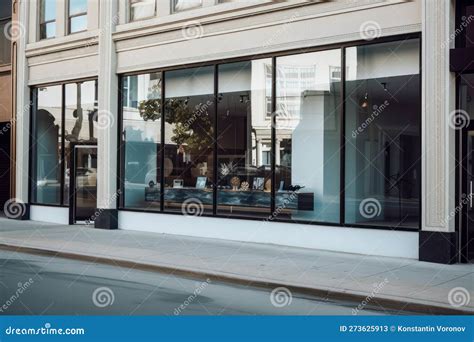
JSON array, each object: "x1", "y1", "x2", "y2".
[{"x1": 1, "y1": 243, "x2": 472, "y2": 315}]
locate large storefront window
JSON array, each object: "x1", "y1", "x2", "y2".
[
  {"x1": 31, "y1": 85, "x2": 62, "y2": 205},
  {"x1": 118, "y1": 36, "x2": 421, "y2": 230},
  {"x1": 63, "y1": 80, "x2": 98, "y2": 205},
  {"x1": 217, "y1": 60, "x2": 272, "y2": 218},
  {"x1": 31, "y1": 80, "x2": 98, "y2": 206},
  {"x1": 275, "y1": 50, "x2": 341, "y2": 223},
  {"x1": 344, "y1": 39, "x2": 420, "y2": 229},
  {"x1": 164, "y1": 67, "x2": 215, "y2": 214},
  {"x1": 122, "y1": 72, "x2": 162, "y2": 210}
]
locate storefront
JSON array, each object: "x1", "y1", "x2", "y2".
[
  {"x1": 117, "y1": 36, "x2": 422, "y2": 231},
  {"x1": 15, "y1": 0, "x2": 468, "y2": 263},
  {"x1": 29, "y1": 80, "x2": 98, "y2": 224}
]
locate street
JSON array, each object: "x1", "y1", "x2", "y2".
[{"x1": 0, "y1": 250, "x2": 398, "y2": 316}]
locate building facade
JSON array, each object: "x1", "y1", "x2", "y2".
[
  {"x1": 7, "y1": 0, "x2": 473, "y2": 264},
  {"x1": 0, "y1": 0, "x2": 15, "y2": 214}
]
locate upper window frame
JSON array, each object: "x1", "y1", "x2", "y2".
[
  {"x1": 67, "y1": 0, "x2": 88, "y2": 35},
  {"x1": 171, "y1": 0, "x2": 203, "y2": 14},
  {"x1": 39, "y1": 0, "x2": 56, "y2": 40},
  {"x1": 129, "y1": 0, "x2": 157, "y2": 22}
]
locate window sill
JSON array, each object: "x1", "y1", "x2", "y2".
[{"x1": 25, "y1": 30, "x2": 100, "y2": 57}]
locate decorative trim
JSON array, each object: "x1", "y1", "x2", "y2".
[
  {"x1": 27, "y1": 71, "x2": 99, "y2": 86},
  {"x1": 25, "y1": 30, "x2": 100, "y2": 58},
  {"x1": 422, "y1": 0, "x2": 451, "y2": 230},
  {"x1": 28, "y1": 52, "x2": 98, "y2": 68},
  {"x1": 114, "y1": 0, "x2": 410, "y2": 48},
  {"x1": 116, "y1": 24, "x2": 421, "y2": 74}
]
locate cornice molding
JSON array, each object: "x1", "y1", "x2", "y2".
[
  {"x1": 25, "y1": 30, "x2": 99, "y2": 58},
  {"x1": 116, "y1": 23, "x2": 421, "y2": 74}
]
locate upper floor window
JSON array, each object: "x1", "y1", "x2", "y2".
[
  {"x1": 0, "y1": 0, "x2": 11, "y2": 65},
  {"x1": 130, "y1": 0, "x2": 156, "y2": 21},
  {"x1": 172, "y1": 0, "x2": 202, "y2": 13},
  {"x1": 68, "y1": 0, "x2": 88, "y2": 34},
  {"x1": 39, "y1": 0, "x2": 56, "y2": 39}
]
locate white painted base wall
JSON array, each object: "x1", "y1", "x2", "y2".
[
  {"x1": 30, "y1": 205, "x2": 69, "y2": 225},
  {"x1": 118, "y1": 211, "x2": 419, "y2": 259},
  {"x1": 28, "y1": 206, "x2": 419, "y2": 258}
]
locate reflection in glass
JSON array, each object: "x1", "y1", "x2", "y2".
[
  {"x1": 172, "y1": 0, "x2": 202, "y2": 13},
  {"x1": 122, "y1": 73, "x2": 162, "y2": 210},
  {"x1": 130, "y1": 0, "x2": 156, "y2": 21},
  {"x1": 164, "y1": 67, "x2": 215, "y2": 214},
  {"x1": 275, "y1": 50, "x2": 341, "y2": 223},
  {"x1": 344, "y1": 39, "x2": 420, "y2": 229},
  {"x1": 217, "y1": 60, "x2": 272, "y2": 217},
  {"x1": 32, "y1": 85, "x2": 62, "y2": 205},
  {"x1": 63, "y1": 80, "x2": 98, "y2": 205}
]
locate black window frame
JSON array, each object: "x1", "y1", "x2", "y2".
[
  {"x1": 67, "y1": 0, "x2": 88, "y2": 35},
  {"x1": 39, "y1": 0, "x2": 56, "y2": 40},
  {"x1": 29, "y1": 77, "x2": 98, "y2": 208},
  {"x1": 117, "y1": 33, "x2": 422, "y2": 232}
]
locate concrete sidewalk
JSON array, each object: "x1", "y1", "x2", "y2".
[{"x1": 0, "y1": 218, "x2": 472, "y2": 314}]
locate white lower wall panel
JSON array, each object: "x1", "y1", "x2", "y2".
[
  {"x1": 30, "y1": 205, "x2": 69, "y2": 225},
  {"x1": 118, "y1": 211, "x2": 418, "y2": 259}
]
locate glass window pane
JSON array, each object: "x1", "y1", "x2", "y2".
[
  {"x1": 173, "y1": 0, "x2": 202, "y2": 13},
  {"x1": 63, "y1": 81, "x2": 98, "y2": 205},
  {"x1": 69, "y1": 0, "x2": 88, "y2": 16},
  {"x1": 32, "y1": 85, "x2": 63, "y2": 205},
  {"x1": 131, "y1": 0, "x2": 156, "y2": 21},
  {"x1": 40, "y1": 21, "x2": 56, "y2": 39},
  {"x1": 0, "y1": 0, "x2": 11, "y2": 20},
  {"x1": 0, "y1": 20, "x2": 11, "y2": 64},
  {"x1": 122, "y1": 73, "x2": 162, "y2": 210},
  {"x1": 40, "y1": 0, "x2": 56, "y2": 22},
  {"x1": 217, "y1": 59, "x2": 272, "y2": 218},
  {"x1": 164, "y1": 67, "x2": 214, "y2": 214},
  {"x1": 344, "y1": 39, "x2": 420, "y2": 229},
  {"x1": 70, "y1": 14, "x2": 87, "y2": 33},
  {"x1": 275, "y1": 50, "x2": 341, "y2": 223}
]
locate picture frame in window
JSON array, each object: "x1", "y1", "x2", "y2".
[{"x1": 195, "y1": 176, "x2": 207, "y2": 189}]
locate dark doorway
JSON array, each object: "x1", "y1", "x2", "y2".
[
  {"x1": 0, "y1": 122, "x2": 11, "y2": 215},
  {"x1": 458, "y1": 74, "x2": 474, "y2": 263},
  {"x1": 69, "y1": 144, "x2": 97, "y2": 224}
]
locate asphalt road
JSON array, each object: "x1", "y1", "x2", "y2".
[{"x1": 0, "y1": 250, "x2": 397, "y2": 315}]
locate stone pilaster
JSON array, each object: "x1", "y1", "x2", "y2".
[
  {"x1": 420, "y1": 0, "x2": 457, "y2": 263},
  {"x1": 95, "y1": 0, "x2": 118, "y2": 229}
]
